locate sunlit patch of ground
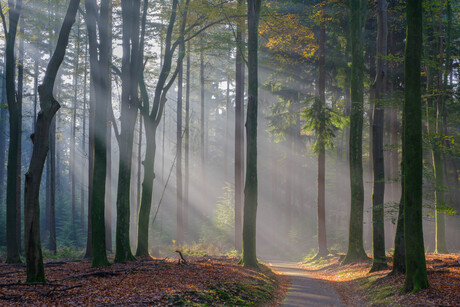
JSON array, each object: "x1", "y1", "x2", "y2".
[
  {"x1": 301, "y1": 253, "x2": 460, "y2": 306},
  {"x1": 0, "y1": 256, "x2": 286, "y2": 306}
]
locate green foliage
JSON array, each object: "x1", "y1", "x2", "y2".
[
  {"x1": 42, "y1": 246, "x2": 84, "y2": 260},
  {"x1": 199, "y1": 182, "x2": 235, "y2": 252},
  {"x1": 302, "y1": 97, "x2": 347, "y2": 153}
]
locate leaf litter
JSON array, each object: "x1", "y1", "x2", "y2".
[
  {"x1": 0, "y1": 256, "x2": 287, "y2": 306},
  {"x1": 301, "y1": 253, "x2": 460, "y2": 306}
]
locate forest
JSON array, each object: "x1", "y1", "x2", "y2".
[{"x1": 0, "y1": 0, "x2": 459, "y2": 305}]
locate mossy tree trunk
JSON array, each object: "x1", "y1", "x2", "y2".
[
  {"x1": 241, "y1": 0, "x2": 261, "y2": 268},
  {"x1": 403, "y1": 0, "x2": 429, "y2": 292},
  {"x1": 343, "y1": 0, "x2": 367, "y2": 264},
  {"x1": 24, "y1": 0, "x2": 80, "y2": 282}
]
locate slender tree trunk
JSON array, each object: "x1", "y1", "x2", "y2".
[
  {"x1": 241, "y1": 0, "x2": 261, "y2": 268},
  {"x1": 137, "y1": 115, "x2": 142, "y2": 214},
  {"x1": 115, "y1": 0, "x2": 142, "y2": 263},
  {"x1": 24, "y1": 0, "x2": 80, "y2": 282},
  {"x1": 285, "y1": 132, "x2": 292, "y2": 237},
  {"x1": 184, "y1": 42, "x2": 190, "y2": 236},
  {"x1": 81, "y1": 36, "x2": 88, "y2": 240},
  {"x1": 343, "y1": 0, "x2": 367, "y2": 264},
  {"x1": 403, "y1": 0, "x2": 429, "y2": 292},
  {"x1": 84, "y1": 72, "x2": 95, "y2": 259},
  {"x1": 234, "y1": 0, "x2": 245, "y2": 252},
  {"x1": 176, "y1": 38, "x2": 184, "y2": 245},
  {"x1": 432, "y1": 1, "x2": 448, "y2": 254},
  {"x1": 16, "y1": 19, "x2": 24, "y2": 254},
  {"x1": 49, "y1": 117, "x2": 56, "y2": 253},
  {"x1": 136, "y1": 0, "x2": 187, "y2": 257},
  {"x1": 71, "y1": 13, "x2": 80, "y2": 246},
  {"x1": 391, "y1": 164, "x2": 405, "y2": 274},
  {"x1": 370, "y1": 0, "x2": 388, "y2": 272},
  {"x1": 200, "y1": 42, "x2": 206, "y2": 208},
  {"x1": 315, "y1": 0, "x2": 328, "y2": 258},
  {"x1": 0, "y1": 77, "x2": 6, "y2": 215},
  {"x1": 224, "y1": 53, "x2": 230, "y2": 182},
  {"x1": 5, "y1": 0, "x2": 23, "y2": 264},
  {"x1": 105, "y1": 6, "x2": 113, "y2": 253},
  {"x1": 106, "y1": 114, "x2": 112, "y2": 252}
]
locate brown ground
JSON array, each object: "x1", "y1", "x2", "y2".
[
  {"x1": 301, "y1": 253, "x2": 460, "y2": 306},
  {"x1": 0, "y1": 256, "x2": 287, "y2": 306}
]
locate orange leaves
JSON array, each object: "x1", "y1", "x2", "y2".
[
  {"x1": 0, "y1": 256, "x2": 284, "y2": 306},
  {"x1": 259, "y1": 9, "x2": 317, "y2": 63},
  {"x1": 301, "y1": 254, "x2": 460, "y2": 306}
]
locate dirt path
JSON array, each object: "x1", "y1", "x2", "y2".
[{"x1": 266, "y1": 260, "x2": 345, "y2": 307}]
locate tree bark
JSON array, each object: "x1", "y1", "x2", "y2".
[
  {"x1": 176, "y1": 36, "x2": 184, "y2": 246},
  {"x1": 86, "y1": 0, "x2": 111, "y2": 266},
  {"x1": 16, "y1": 18, "x2": 24, "y2": 254},
  {"x1": 5, "y1": 0, "x2": 23, "y2": 264},
  {"x1": 115, "y1": 0, "x2": 142, "y2": 263},
  {"x1": 136, "y1": 0, "x2": 188, "y2": 257},
  {"x1": 71, "y1": 12, "x2": 80, "y2": 246},
  {"x1": 241, "y1": 0, "x2": 261, "y2": 268},
  {"x1": 370, "y1": 0, "x2": 388, "y2": 272},
  {"x1": 315, "y1": 0, "x2": 328, "y2": 258},
  {"x1": 24, "y1": 0, "x2": 80, "y2": 282},
  {"x1": 342, "y1": 0, "x2": 367, "y2": 264},
  {"x1": 184, "y1": 42, "x2": 191, "y2": 236},
  {"x1": 403, "y1": 0, "x2": 429, "y2": 292},
  {"x1": 234, "y1": 0, "x2": 245, "y2": 252}
]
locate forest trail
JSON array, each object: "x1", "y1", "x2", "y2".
[{"x1": 266, "y1": 260, "x2": 345, "y2": 307}]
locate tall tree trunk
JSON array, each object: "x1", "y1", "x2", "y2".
[
  {"x1": 0, "y1": 77, "x2": 6, "y2": 216},
  {"x1": 71, "y1": 12, "x2": 80, "y2": 246},
  {"x1": 176, "y1": 37, "x2": 184, "y2": 246},
  {"x1": 105, "y1": 6, "x2": 113, "y2": 254},
  {"x1": 432, "y1": 0, "x2": 448, "y2": 254},
  {"x1": 49, "y1": 117, "x2": 57, "y2": 253},
  {"x1": 184, "y1": 42, "x2": 190, "y2": 236},
  {"x1": 315, "y1": 0, "x2": 328, "y2": 258},
  {"x1": 370, "y1": 0, "x2": 388, "y2": 272},
  {"x1": 82, "y1": 36, "x2": 88, "y2": 250},
  {"x1": 234, "y1": 0, "x2": 245, "y2": 252},
  {"x1": 240, "y1": 0, "x2": 261, "y2": 268},
  {"x1": 115, "y1": 0, "x2": 142, "y2": 263},
  {"x1": 200, "y1": 41, "x2": 206, "y2": 209},
  {"x1": 5, "y1": 0, "x2": 23, "y2": 264},
  {"x1": 86, "y1": 0, "x2": 111, "y2": 266},
  {"x1": 136, "y1": 0, "x2": 188, "y2": 257},
  {"x1": 403, "y1": 0, "x2": 429, "y2": 292},
  {"x1": 106, "y1": 113, "x2": 112, "y2": 252},
  {"x1": 224, "y1": 51, "x2": 230, "y2": 182},
  {"x1": 84, "y1": 71, "x2": 95, "y2": 259},
  {"x1": 343, "y1": 0, "x2": 367, "y2": 264},
  {"x1": 24, "y1": 0, "x2": 80, "y2": 282},
  {"x1": 16, "y1": 19, "x2": 24, "y2": 254}
]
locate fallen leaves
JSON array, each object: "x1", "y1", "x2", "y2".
[
  {"x1": 301, "y1": 253, "x2": 460, "y2": 306},
  {"x1": 0, "y1": 256, "x2": 284, "y2": 306}
]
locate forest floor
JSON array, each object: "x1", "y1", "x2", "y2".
[
  {"x1": 0, "y1": 255, "x2": 288, "y2": 306},
  {"x1": 301, "y1": 253, "x2": 460, "y2": 306}
]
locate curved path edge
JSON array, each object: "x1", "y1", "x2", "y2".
[{"x1": 265, "y1": 260, "x2": 345, "y2": 307}]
